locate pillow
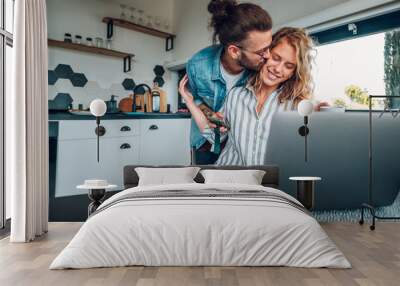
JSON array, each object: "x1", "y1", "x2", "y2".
[
  {"x1": 200, "y1": 169, "x2": 266, "y2": 185},
  {"x1": 135, "y1": 167, "x2": 201, "y2": 186}
]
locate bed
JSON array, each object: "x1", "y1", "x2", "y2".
[{"x1": 50, "y1": 165, "x2": 350, "y2": 269}]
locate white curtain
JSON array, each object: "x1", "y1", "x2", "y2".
[{"x1": 9, "y1": 0, "x2": 49, "y2": 242}]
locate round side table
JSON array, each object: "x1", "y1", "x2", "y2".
[
  {"x1": 77, "y1": 183, "x2": 117, "y2": 217},
  {"x1": 289, "y1": 177, "x2": 321, "y2": 210}
]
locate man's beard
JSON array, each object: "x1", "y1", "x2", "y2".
[{"x1": 238, "y1": 54, "x2": 265, "y2": 71}]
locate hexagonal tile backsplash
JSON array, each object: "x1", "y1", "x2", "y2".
[
  {"x1": 153, "y1": 76, "x2": 165, "y2": 87},
  {"x1": 70, "y1": 73, "x2": 88, "y2": 87},
  {"x1": 48, "y1": 70, "x2": 58, "y2": 85},
  {"x1": 153, "y1": 65, "x2": 165, "y2": 77},
  {"x1": 48, "y1": 63, "x2": 167, "y2": 110},
  {"x1": 122, "y1": 78, "x2": 136, "y2": 90},
  {"x1": 54, "y1": 64, "x2": 74, "y2": 79}
]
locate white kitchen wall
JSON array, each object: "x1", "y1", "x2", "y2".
[{"x1": 47, "y1": 0, "x2": 178, "y2": 111}]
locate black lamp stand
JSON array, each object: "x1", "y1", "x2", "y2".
[
  {"x1": 298, "y1": 116, "x2": 310, "y2": 162},
  {"x1": 94, "y1": 117, "x2": 106, "y2": 162}
]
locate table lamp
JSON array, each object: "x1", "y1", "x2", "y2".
[
  {"x1": 90, "y1": 99, "x2": 107, "y2": 162},
  {"x1": 298, "y1": 100, "x2": 313, "y2": 162}
]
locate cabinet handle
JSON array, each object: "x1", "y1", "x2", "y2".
[
  {"x1": 120, "y1": 126, "x2": 131, "y2": 132},
  {"x1": 120, "y1": 143, "x2": 131, "y2": 149},
  {"x1": 149, "y1": 124, "x2": 159, "y2": 130}
]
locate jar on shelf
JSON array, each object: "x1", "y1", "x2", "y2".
[
  {"x1": 75, "y1": 35, "x2": 82, "y2": 44},
  {"x1": 64, "y1": 33, "x2": 72, "y2": 43},
  {"x1": 95, "y1": 37, "x2": 104, "y2": 48},
  {"x1": 106, "y1": 39, "x2": 112, "y2": 49},
  {"x1": 86, "y1": 37, "x2": 93, "y2": 46}
]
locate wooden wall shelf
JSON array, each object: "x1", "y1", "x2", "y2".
[
  {"x1": 48, "y1": 39, "x2": 134, "y2": 72},
  {"x1": 102, "y1": 17, "x2": 176, "y2": 51},
  {"x1": 48, "y1": 39, "x2": 133, "y2": 58}
]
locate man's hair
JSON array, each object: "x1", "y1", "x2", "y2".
[{"x1": 208, "y1": 0, "x2": 272, "y2": 46}]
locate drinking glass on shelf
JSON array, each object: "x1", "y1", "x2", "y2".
[
  {"x1": 129, "y1": 6, "x2": 136, "y2": 23},
  {"x1": 163, "y1": 19, "x2": 170, "y2": 32},
  {"x1": 137, "y1": 9, "x2": 145, "y2": 25},
  {"x1": 147, "y1": 15, "x2": 153, "y2": 28},
  {"x1": 154, "y1": 16, "x2": 161, "y2": 29},
  {"x1": 120, "y1": 4, "x2": 127, "y2": 20},
  {"x1": 106, "y1": 39, "x2": 112, "y2": 49}
]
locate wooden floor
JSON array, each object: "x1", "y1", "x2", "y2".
[{"x1": 0, "y1": 222, "x2": 399, "y2": 286}]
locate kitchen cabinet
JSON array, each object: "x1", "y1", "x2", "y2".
[
  {"x1": 56, "y1": 136, "x2": 140, "y2": 197},
  {"x1": 140, "y1": 119, "x2": 191, "y2": 165},
  {"x1": 54, "y1": 118, "x2": 191, "y2": 197}
]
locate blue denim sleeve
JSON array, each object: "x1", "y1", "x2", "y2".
[{"x1": 186, "y1": 60, "x2": 204, "y2": 106}]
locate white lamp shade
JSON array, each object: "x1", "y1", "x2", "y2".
[
  {"x1": 298, "y1": 100, "x2": 314, "y2": 116},
  {"x1": 90, "y1": 99, "x2": 107, "y2": 117}
]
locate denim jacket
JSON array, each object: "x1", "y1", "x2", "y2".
[{"x1": 186, "y1": 45, "x2": 250, "y2": 149}]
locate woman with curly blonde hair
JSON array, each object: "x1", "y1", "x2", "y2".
[
  {"x1": 179, "y1": 27, "x2": 318, "y2": 165},
  {"x1": 250, "y1": 27, "x2": 314, "y2": 109}
]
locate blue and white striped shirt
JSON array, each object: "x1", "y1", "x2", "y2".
[{"x1": 203, "y1": 85, "x2": 293, "y2": 166}]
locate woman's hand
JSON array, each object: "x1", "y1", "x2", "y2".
[
  {"x1": 178, "y1": 74, "x2": 194, "y2": 104},
  {"x1": 213, "y1": 112, "x2": 228, "y2": 133}
]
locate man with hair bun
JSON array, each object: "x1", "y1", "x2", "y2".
[{"x1": 185, "y1": 0, "x2": 273, "y2": 164}]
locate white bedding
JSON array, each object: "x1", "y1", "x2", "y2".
[{"x1": 50, "y1": 183, "x2": 351, "y2": 269}]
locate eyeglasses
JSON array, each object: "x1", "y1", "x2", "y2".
[{"x1": 236, "y1": 44, "x2": 270, "y2": 57}]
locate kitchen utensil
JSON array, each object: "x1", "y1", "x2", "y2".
[
  {"x1": 133, "y1": 84, "x2": 152, "y2": 112},
  {"x1": 134, "y1": 94, "x2": 146, "y2": 112},
  {"x1": 106, "y1": 95, "x2": 119, "y2": 113}
]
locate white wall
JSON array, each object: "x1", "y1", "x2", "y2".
[{"x1": 47, "y1": 0, "x2": 178, "y2": 111}]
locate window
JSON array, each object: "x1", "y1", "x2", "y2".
[
  {"x1": 1, "y1": 0, "x2": 14, "y2": 230},
  {"x1": 311, "y1": 9, "x2": 400, "y2": 110}
]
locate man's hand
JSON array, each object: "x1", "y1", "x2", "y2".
[{"x1": 178, "y1": 75, "x2": 194, "y2": 104}]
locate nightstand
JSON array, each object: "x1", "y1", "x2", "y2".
[
  {"x1": 289, "y1": 177, "x2": 321, "y2": 210},
  {"x1": 77, "y1": 180, "x2": 117, "y2": 217}
]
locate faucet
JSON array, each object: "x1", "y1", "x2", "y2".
[{"x1": 132, "y1": 84, "x2": 152, "y2": 112}]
